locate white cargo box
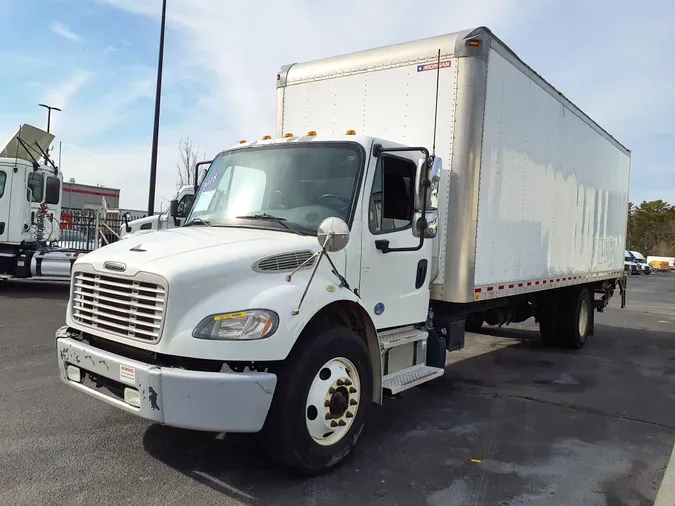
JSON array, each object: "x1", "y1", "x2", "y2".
[{"x1": 277, "y1": 26, "x2": 630, "y2": 304}]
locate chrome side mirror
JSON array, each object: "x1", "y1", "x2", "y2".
[
  {"x1": 317, "y1": 217, "x2": 350, "y2": 252},
  {"x1": 414, "y1": 156, "x2": 442, "y2": 211}
]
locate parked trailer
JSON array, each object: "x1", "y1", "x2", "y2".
[{"x1": 55, "y1": 27, "x2": 630, "y2": 474}]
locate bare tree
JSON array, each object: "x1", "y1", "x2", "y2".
[{"x1": 176, "y1": 138, "x2": 200, "y2": 189}]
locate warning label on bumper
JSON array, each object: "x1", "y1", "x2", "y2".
[{"x1": 120, "y1": 364, "x2": 136, "y2": 385}]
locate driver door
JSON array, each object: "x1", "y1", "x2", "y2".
[{"x1": 358, "y1": 145, "x2": 432, "y2": 329}]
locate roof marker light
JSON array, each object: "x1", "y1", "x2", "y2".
[
  {"x1": 238, "y1": 140, "x2": 247, "y2": 144},
  {"x1": 345, "y1": 129, "x2": 356, "y2": 135},
  {"x1": 262, "y1": 135, "x2": 272, "y2": 140},
  {"x1": 306, "y1": 130, "x2": 317, "y2": 136},
  {"x1": 283, "y1": 133, "x2": 294, "y2": 138}
]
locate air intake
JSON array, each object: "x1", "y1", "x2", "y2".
[{"x1": 253, "y1": 250, "x2": 315, "y2": 272}]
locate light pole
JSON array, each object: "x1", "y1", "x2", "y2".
[
  {"x1": 147, "y1": 0, "x2": 167, "y2": 216},
  {"x1": 38, "y1": 104, "x2": 61, "y2": 133}
]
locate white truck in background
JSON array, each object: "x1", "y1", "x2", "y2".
[
  {"x1": 55, "y1": 26, "x2": 630, "y2": 474},
  {"x1": 120, "y1": 160, "x2": 212, "y2": 238},
  {"x1": 0, "y1": 124, "x2": 89, "y2": 280}
]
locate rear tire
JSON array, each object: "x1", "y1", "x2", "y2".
[
  {"x1": 557, "y1": 287, "x2": 592, "y2": 349},
  {"x1": 537, "y1": 295, "x2": 560, "y2": 345},
  {"x1": 465, "y1": 312, "x2": 484, "y2": 333},
  {"x1": 263, "y1": 327, "x2": 373, "y2": 475}
]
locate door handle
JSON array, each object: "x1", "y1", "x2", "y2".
[{"x1": 375, "y1": 239, "x2": 390, "y2": 253}]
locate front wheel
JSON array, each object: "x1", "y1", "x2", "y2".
[{"x1": 263, "y1": 327, "x2": 373, "y2": 475}]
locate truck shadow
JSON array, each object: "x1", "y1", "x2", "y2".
[{"x1": 141, "y1": 322, "x2": 675, "y2": 505}]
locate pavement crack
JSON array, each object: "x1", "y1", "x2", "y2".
[{"x1": 454, "y1": 387, "x2": 675, "y2": 430}]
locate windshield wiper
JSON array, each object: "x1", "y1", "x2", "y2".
[
  {"x1": 184, "y1": 217, "x2": 211, "y2": 227},
  {"x1": 236, "y1": 213, "x2": 305, "y2": 235}
]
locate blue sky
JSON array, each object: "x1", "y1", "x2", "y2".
[{"x1": 1, "y1": 0, "x2": 673, "y2": 210}]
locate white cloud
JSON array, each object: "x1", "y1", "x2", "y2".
[
  {"x1": 50, "y1": 21, "x2": 85, "y2": 43},
  {"x1": 43, "y1": 70, "x2": 94, "y2": 114}
]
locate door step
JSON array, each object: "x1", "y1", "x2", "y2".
[
  {"x1": 382, "y1": 364, "x2": 444, "y2": 394},
  {"x1": 378, "y1": 327, "x2": 428, "y2": 350}
]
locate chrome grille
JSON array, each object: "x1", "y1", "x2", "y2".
[
  {"x1": 253, "y1": 250, "x2": 315, "y2": 272},
  {"x1": 71, "y1": 271, "x2": 166, "y2": 342}
]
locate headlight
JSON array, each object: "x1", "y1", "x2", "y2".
[{"x1": 192, "y1": 309, "x2": 279, "y2": 341}]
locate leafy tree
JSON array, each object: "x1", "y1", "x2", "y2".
[{"x1": 627, "y1": 200, "x2": 675, "y2": 256}]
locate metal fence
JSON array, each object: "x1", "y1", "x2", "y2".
[{"x1": 58, "y1": 208, "x2": 126, "y2": 252}]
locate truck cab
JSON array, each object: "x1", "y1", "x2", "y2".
[
  {"x1": 56, "y1": 133, "x2": 441, "y2": 473},
  {"x1": 120, "y1": 185, "x2": 195, "y2": 239},
  {"x1": 1, "y1": 125, "x2": 65, "y2": 277}
]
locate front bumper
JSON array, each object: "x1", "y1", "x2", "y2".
[{"x1": 55, "y1": 328, "x2": 277, "y2": 432}]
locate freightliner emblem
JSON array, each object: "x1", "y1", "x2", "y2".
[{"x1": 103, "y1": 261, "x2": 127, "y2": 272}]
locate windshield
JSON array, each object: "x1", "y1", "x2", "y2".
[{"x1": 186, "y1": 143, "x2": 364, "y2": 234}]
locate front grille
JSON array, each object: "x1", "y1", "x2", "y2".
[
  {"x1": 71, "y1": 271, "x2": 166, "y2": 342},
  {"x1": 253, "y1": 250, "x2": 315, "y2": 272}
]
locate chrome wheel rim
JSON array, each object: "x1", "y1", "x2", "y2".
[
  {"x1": 579, "y1": 299, "x2": 590, "y2": 337},
  {"x1": 305, "y1": 357, "x2": 360, "y2": 446}
]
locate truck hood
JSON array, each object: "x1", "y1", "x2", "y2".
[{"x1": 75, "y1": 226, "x2": 318, "y2": 282}]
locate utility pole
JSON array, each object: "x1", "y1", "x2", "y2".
[
  {"x1": 38, "y1": 104, "x2": 61, "y2": 133},
  {"x1": 147, "y1": 0, "x2": 167, "y2": 216}
]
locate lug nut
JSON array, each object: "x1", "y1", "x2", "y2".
[
  {"x1": 338, "y1": 420, "x2": 347, "y2": 426},
  {"x1": 350, "y1": 399, "x2": 357, "y2": 406},
  {"x1": 329, "y1": 387, "x2": 336, "y2": 394},
  {"x1": 325, "y1": 413, "x2": 332, "y2": 420},
  {"x1": 346, "y1": 411, "x2": 354, "y2": 418},
  {"x1": 344, "y1": 379, "x2": 352, "y2": 386},
  {"x1": 336, "y1": 379, "x2": 344, "y2": 386},
  {"x1": 324, "y1": 400, "x2": 331, "y2": 407},
  {"x1": 330, "y1": 420, "x2": 338, "y2": 428},
  {"x1": 349, "y1": 387, "x2": 357, "y2": 393}
]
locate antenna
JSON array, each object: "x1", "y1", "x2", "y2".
[{"x1": 431, "y1": 48, "x2": 441, "y2": 157}]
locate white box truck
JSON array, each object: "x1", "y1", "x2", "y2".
[{"x1": 55, "y1": 27, "x2": 630, "y2": 474}]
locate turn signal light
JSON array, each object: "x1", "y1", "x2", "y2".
[
  {"x1": 307, "y1": 130, "x2": 317, "y2": 136},
  {"x1": 345, "y1": 129, "x2": 356, "y2": 135},
  {"x1": 238, "y1": 140, "x2": 247, "y2": 144}
]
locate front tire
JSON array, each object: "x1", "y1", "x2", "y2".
[{"x1": 264, "y1": 327, "x2": 373, "y2": 475}]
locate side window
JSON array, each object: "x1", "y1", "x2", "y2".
[
  {"x1": 27, "y1": 172, "x2": 44, "y2": 202},
  {"x1": 176, "y1": 194, "x2": 195, "y2": 218},
  {"x1": 45, "y1": 176, "x2": 60, "y2": 205},
  {"x1": 0, "y1": 171, "x2": 6, "y2": 198},
  {"x1": 368, "y1": 156, "x2": 415, "y2": 233}
]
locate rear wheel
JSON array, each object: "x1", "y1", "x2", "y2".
[
  {"x1": 557, "y1": 287, "x2": 592, "y2": 349},
  {"x1": 465, "y1": 312, "x2": 484, "y2": 333},
  {"x1": 263, "y1": 327, "x2": 373, "y2": 475},
  {"x1": 537, "y1": 295, "x2": 560, "y2": 345}
]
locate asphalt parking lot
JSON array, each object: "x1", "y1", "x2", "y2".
[{"x1": 2, "y1": 274, "x2": 675, "y2": 506}]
